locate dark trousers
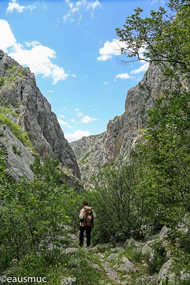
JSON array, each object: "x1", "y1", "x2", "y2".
[{"x1": 79, "y1": 226, "x2": 91, "y2": 247}]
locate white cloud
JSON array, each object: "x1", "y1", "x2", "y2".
[
  {"x1": 87, "y1": 0, "x2": 102, "y2": 11},
  {"x1": 60, "y1": 115, "x2": 65, "y2": 118},
  {"x1": 65, "y1": 130, "x2": 91, "y2": 142},
  {"x1": 0, "y1": 20, "x2": 16, "y2": 52},
  {"x1": 148, "y1": 0, "x2": 164, "y2": 4},
  {"x1": 97, "y1": 55, "x2": 112, "y2": 61},
  {"x1": 0, "y1": 20, "x2": 70, "y2": 84},
  {"x1": 25, "y1": 41, "x2": 40, "y2": 47},
  {"x1": 74, "y1": 108, "x2": 79, "y2": 111},
  {"x1": 71, "y1": 119, "x2": 75, "y2": 122},
  {"x1": 130, "y1": 62, "x2": 149, "y2": 74},
  {"x1": 7, "y1": 0, "x2": 35, "y2": 14},
  {"x1": 115, "y1": 73, "x2": 132, "y2": 80},
  {"x1": 63, "y1": 0, "x2": 102, "y2": 23},
  {"x1": 48, "y1": 90, "x2": 54, "y2": 93},
  {"x1": 98, "y1": 40, "x2": 148, "y2": 63},
  {"x1": 81, "y1": 115, "x2": 97, "y2": 123},
  {"x1": 58, "y1": 119, "x2": 71, "y2": 128},
  {"x1": 104, "y1": 81, "x2": 109, "y2": 85},
  {"x1": 77, "y1": 112, "x2": 83, "y2": 117},
  {"x1": 97, "y1": 39, "x2": 127, "y2": 61}
]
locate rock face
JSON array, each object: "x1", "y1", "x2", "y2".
[
  {"x1": 70, "y1": 63, "x2": 178, "y2": 188},
  {"x1": 0, "y1": 124, "x2": 34, "y2": 181},
  {"x1": 0, "y1": 50, "x2": 80, "y2": 180},
  {"x1": 70, "y1": 133, "x2": 107, "y2": 187}
]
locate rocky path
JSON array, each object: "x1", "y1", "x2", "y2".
[{"x1": 60, "y1": 224, "x2": 190, "y2": 285}]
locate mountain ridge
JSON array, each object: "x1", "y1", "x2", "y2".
[
  {"x1": 70, "y1": 62, "x2": 184, "y2": 188},
  {"x1": 0, "y1": 50, "x2": 80, "y2": 183}
]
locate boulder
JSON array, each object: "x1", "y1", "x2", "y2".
[
  {"x1": 141, "y1": 240, "x2": 154, "y2": 255},
  {"x1": 64, "y1": 248, "x2": 79, "y2": 254},
  {"x1": 118, "y1": 257, "x2": 137, "y2": 273},
  {"x1": 136, "y1": 274, "x2": 158, "y2": 285},
  {"x1": 61, "y1": 277, "x2": 77, "y2": 285},
  {"x1": 158, "y1": 258, "x2": 175, "y2": 284}
]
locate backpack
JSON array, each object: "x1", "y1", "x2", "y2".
[{"x1": 83, "y1": 207, "x2": 93, "y2": 227}]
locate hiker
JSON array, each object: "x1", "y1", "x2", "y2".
[{"x1": 79, "y1": 201, "x2": 96, "y2": 248}]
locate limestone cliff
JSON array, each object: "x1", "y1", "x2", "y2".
[
  {"x1": 0, "y1": 50, "x2": 80, "y2": 182},
  {"x1": 70, "y1": 63, "x2": 180, "y2": 188}
]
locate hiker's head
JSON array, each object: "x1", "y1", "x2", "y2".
[{"x1": 83, "y1": 201, "x2": 88, "y2": 207}]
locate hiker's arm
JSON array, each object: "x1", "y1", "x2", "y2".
[
  {"x1": 92, "y1": 211, "x2": 96, "y2": 219},
  {"x1": 79, "y1": 209, "x2": 84, "y2": 219}
]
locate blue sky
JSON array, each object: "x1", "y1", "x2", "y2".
[{"x1": 0, "y1": 0, "x2": 166, "y2": 142}]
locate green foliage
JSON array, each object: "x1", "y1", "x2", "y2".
[
  {"x1": 0, "y1": 155, "x2": 106, "y2": 284},
  {"x1": 5, "y1": 245, "x2": 104, "y2": 284},
  {"x1": 135, "y1": 86, "x2": 190, "y2": 227},
  {"x1": 0, "y1": 146, "x2": 8, "y2": 185},
  {"x1": 116, "y1": 0, "x2": 190, "y2": 75},
  {"x1": 79, "y1": 150, "x2": 93, "y2": 165},
  {"x1": 0, "y1": 76, "x2": 4, "y2": 86},
  {"x1": 30, "y1": 157, "x2": 65, "y2": 185},
  {"x1": 0, "y1": 178, "x2": 70, "y2": 272},
  {"x1": 147, "y1": 239, "x2": 168, "y2": 274},
  {"x1": 12, "y1": 145, "x2": 22, "y2": 155},
  {"x1": 0, "y1": 98, "x2": 19, "y2": 117},
  {"x1": 91, "y1": 162, "x2": 146, "y2": 244},
  {"x1": 0, "y1": 113, "x2": 35, "y2": 152}
]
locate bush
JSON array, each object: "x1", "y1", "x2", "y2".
[{"x1": 147, "y1": 239, "x2": 168, "y2": 274}]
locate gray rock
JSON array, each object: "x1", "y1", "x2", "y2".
[
  {"x1": 91, "y1": 243, "x2": 113, "y2": 251},
  {"x1": 123, "y1": 238, "x2": 143, "y2": 248},
  {"x1": 106, "y1": 253, "x2": 119, "y2": 261},
  {"x1": 158, "y1": 226, "x2": 172, "y2": 258},
  {"x1": 71, "y1": 51, "x2": 190, "y2": 190},
  {"x1": 0, "y1": 124, "x2": 34, "y2": 180},
  {"x1": 70, "y1": 62, "x2": 184, "y2": 188},
  {"x1": 96, "y1": 252, "x2": 105, "y2": 259},
  {"x1": 102, "y1": 260, "x2": 118, "y2": 279},
  {"x1": 180, "y1": 270, "x2": 190, "y2": 282},
  {"x1": 141, "y1": 240, "x2": 154, "y2": 255},
  {"x1": 0, "y1": 50, "x2": 80, "y2": 184},
  {"x1": 64, "y1": 248, "x2": 79, "y2": 254},
  {"x1": 159, "y1": 226, "x2": 170, "y2": 241},
  {"x1": 111, "y1": 247, "x2": 124, "y2": 253},
  {"x1": 158, "y1": 258, "x2": 175, "y2": 284},
  {"x1": 177, "y1": 213, "x2": 190, "y2": 234},
  {"x1": 87, "y1": 260, "x2": 103, "y2": 271},
  {"x1": 118, "y1": 257, "x2": 137, "y2": 273},
  {"x1": 61, "y1": 276, "x2": 77, "y2": 285},
  {"x1": 136, "y1": 274, "x2": 158, "y2": 285}
]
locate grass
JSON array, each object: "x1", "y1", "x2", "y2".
[
  {"x1": 7, "y1": 248, "x2": 108, "y2": 285},
  {"x1": 79, "y1": 150, "x2": 93, "y2": 165},
  {"x1": 0, "y1": 105, "x2": 19, "y2": 117},
  {"x1": 0, "y1": 113, "x2": 36, "y2": 153}
]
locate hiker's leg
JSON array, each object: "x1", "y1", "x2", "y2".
[
  {"x1": 86, "y1": 226, "x2": 91, "y2": 247},
  {"x1": 79, "y1": 226, "x2": 85, "y2": 246}
]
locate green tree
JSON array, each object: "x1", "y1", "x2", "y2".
[
  {"x1": 137, "y1": 88, "x2": 190, "y2": 226},
  {"x1": 91, "y1": 162, "x2": 146, "y2": 243},
  {"x1": 0, "y1": 147, "x2": 7, "y2": 185},
  {"x1": 30, "y1": 157, "x2": 66, "y2": 185},
  {"x1": 116, "y1": 0, "x2": 190, "y2": 75}
]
